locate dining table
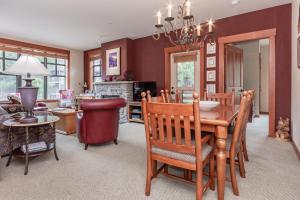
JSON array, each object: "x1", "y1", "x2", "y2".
[{"x1": 199, "y1": 104, "x2": 239, "y2": 200}]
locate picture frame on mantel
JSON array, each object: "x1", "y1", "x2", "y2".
[{"x1": 106, "y1": 47, "x2": 121, "y2": 76}]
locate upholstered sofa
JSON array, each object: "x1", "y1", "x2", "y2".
[
  {"x1": 0, "y1": 103, "x2": 55, "y2": 156},
  {"x1": 76, "y1": 98, "x2": 126, "y2": 150}
]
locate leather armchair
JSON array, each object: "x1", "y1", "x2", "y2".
[{"x1": 76, "y1": 98, "x2": 126, "y2": 150}]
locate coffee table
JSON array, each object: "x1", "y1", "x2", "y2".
[
  {"x1": 49, "y1": 108, "x2": 78, "y2": 135},
  {"x1": 3, "y1": 115, "x2": 60, "y2": 175}
]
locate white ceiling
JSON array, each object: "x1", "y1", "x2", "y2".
[{"x1": 0, "y1": 0, "x2": 292, "y2": 50}]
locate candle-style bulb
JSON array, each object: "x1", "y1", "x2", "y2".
[
  {"x1": 157, "y1": 11, "x2": 162, "y2": 25},
  {"x1": 185, "y1": 0, "x2": 191, "y2": 16},
  {"x1": 208, "y1": 19, "x2": 213, "y2": 32},
  {"x1": 197, "y1": 24, "x2": 201, "y2": 36},
  {"x1": 168, "y1": 4, "x2": 172, "y2": 18}
]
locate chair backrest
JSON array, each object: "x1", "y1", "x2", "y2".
[
  {"x1": 230, "y1": 94, "x2": 252, "y2": 154},
  {"x1": 160, "y1": 89, "x2": 182, "y2": 103},
  {"x1": 204, "y1": 92, "x2": 234, "y2": 105},
  {"x1": 146, "y1": 91, "x2": 164, "y2": 103},
  {"x1": 142, "y1": 92, "x2": 202, "y2": 159}
]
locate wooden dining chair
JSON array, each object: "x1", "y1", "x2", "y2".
[
  {"x1": 204, "y1": 92, "x2": 235, "y2": 105},
  {"x1": 146, "y1": 90, "x2": 164, "y2": 103},
  {"x1": 160, "y1": 89, "x2": 182, "y2": 103},
  {"x1": 141, "y1": 92, "x2": 214, "y2": 200},
  {"x1": 241, "y1": 90, "x2": 255, "y2": 162},
  {"x1": 213, "y1": 93, "x2": 251, "y2": 196}
]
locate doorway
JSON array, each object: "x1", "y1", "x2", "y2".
[
  {"x1": 225, "y1": 39, "x2": 270, "y2": 130},
  {"x1": 218, "y1": 29, "x2": 276, "y2": 137},
  {"x1": 170, "y1": 50, "x2": 200, "y2": 103}
]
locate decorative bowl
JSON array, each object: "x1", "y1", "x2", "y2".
[
  {"x1": 199, "y1": 101, "x2": 220, "y2": 111},
  {"x1": 10, "y1": 113, "x2": 23, "y2": 121}
]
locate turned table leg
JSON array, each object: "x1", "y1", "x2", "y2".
[{"x1": 216, "y1": 126, "x2": 227, "y2": 200}]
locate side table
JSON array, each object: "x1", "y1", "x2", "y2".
[{"x1": 3, "y1": 115, "x2": 60, "y2": 175}]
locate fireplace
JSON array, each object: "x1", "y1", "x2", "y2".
[
  {"x1": 102, "y1": 95, "x2": 120, "y2": 98},
  {"x1": 94, "y1": 81, "x2": 135, "y2": 123}
]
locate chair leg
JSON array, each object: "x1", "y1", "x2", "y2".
[
  {"x1": 238, "y1": 152, "x2": 246, "y2": 178},
  {"x1": 145, "y1": 155, "x2": 152, "y2": 196},
  {"x1": 152, "y1": 160, "x2": 157, "y2": 177},
  {"x1": 209, "y1": 153, "x2": 215, "y2": 191},
  {"x1": 196, "y1": 166, "x2": 203, "y2": 200},
  {"x1": 242, "y1": 139, "x2": 249, "y2": 161},
  {"x1": 84, "y1": 144, "x2": 88, "y2": 150},
  {"x1": 230, "y1": 156, "x2": 239, "y2": 196},
  {"x1": 114, "y1": 139, "x2": 118, "y2": 145}
]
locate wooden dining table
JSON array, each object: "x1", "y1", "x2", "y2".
[{"x1": 199, "y1": 104, "x2": 239, "y2": 200}]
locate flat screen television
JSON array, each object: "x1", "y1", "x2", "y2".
[{"x1": 133, "y1": 81, "x2": 157, "y2": 101}]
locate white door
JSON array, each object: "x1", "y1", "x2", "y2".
[{"x1": 170, "y1": 50, "x2": 200, "y2": 103}]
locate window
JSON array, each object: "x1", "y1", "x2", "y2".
[
  {"x1": 0, "y1": 51, "x2": 68, "y2": 100},
  {"x1": 0, "y1": 51, "x2": 20, "y2": 100},
  {"x1": 93, "y1": 59, "x2": 102, "y2": 83},
  {"x1": 46, "y1": 57, "x2": 67, "y2": 99}
]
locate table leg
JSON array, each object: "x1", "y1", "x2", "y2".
[
  {"x1": 53, "y1": 123, "x2": 59, "y2": 161},
  {"x1": 24, "y1": 127, "x2": 29, "y2": 175},
  {"x1": 216, "y1": 126, "x2": 227, "y2": 200},
  {"x1": 6, "y1": 127, "x2": 13, "y2": 167}
]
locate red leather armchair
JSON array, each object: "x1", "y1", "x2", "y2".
[{"x1": 76, "y1": 98, "x2": 126, "y2": 150}]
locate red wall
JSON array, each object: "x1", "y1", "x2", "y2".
[
  {"x1": 101, "y1": 38, "x2": 134, "y2": 80},
  {"x1": 132, "y1": 4, "x2": 292, "y2": 121}
]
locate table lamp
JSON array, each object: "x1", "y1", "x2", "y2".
[{"x1": 4, "y1": 55, "x2": 49, "y2": 123}]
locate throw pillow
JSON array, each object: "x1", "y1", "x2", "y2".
[{"x1": 7, "y1": 95, "x2": 21, "y2": 104}]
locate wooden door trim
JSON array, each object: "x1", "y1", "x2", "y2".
[
  {"x1": 218, "y1": 28, "x2": 276, "y2": 137},
  {"x1": 164, "y1": 44, "x2": 205, "y2": 98}
]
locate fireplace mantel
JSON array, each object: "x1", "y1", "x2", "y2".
[{"x1": 94, "y1": 81, "x2": 136, "y2": 85}]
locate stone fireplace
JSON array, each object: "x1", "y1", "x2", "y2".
[{"x1": 94, "y1": 81, "x2": 134, "y2": 123}]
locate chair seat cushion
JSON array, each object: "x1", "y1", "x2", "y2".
[{"x1": 152, "y1": 144, "x2": 212, "y2": 163}]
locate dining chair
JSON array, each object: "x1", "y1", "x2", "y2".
[
  {"x1": 141, "y1": 92, "x2": 215, "y2": 200},
  {"x1": 160, "y1": 89, "x2": 182, "y2": 103},
  {"x1": 213, "y1": 93, "x2": 252, "y2": 196},
  {"x1": 146, "y1": 90, "x2": 164, "y2": 103},
  {"x1": 204, "y1": 92, "x2": 235, "y2": 105},
  {"x1": 241, "y1": 90, "x2": 255, "y2": 162}
]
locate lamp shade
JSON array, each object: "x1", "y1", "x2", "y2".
[{"x1": 4, "y1": 55, "x2": 49, "y2": 76}]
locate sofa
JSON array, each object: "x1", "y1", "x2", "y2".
[{"x1": 76, "y1": 98, "x2": 126, "y2": 150}]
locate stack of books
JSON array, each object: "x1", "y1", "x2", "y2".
[{"x1": 21, "y1": 141, "x2": 48, "y2": 154}]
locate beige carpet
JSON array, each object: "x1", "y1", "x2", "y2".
[{"x1": 0, "y1": 115, "x2": 299, "y2": 200}]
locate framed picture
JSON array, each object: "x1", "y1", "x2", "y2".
[
  {"x1": 106, "y1": 47, "x2": 121, "y2": 76},
  {"x1": 206, "y1": 56, "x2": 216, "y2": 68},
  {"x1": 206, "y1": 43, "x2": 216, "y2": 54},
  {"x1": 206, "y1": 84, "x2": 216, "y2": 94},
  {"x1": 206, "y1": 70, "x2": 216, "y2": 82}
]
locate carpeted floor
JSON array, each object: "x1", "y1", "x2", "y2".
[{"x1": 0, "y1": 115, "x2": 299, "y2": 200}]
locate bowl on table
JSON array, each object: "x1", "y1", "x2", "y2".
[
  {"x1": 10, "y1": 112, "x2": 24, "y2": 121},
  {"x1": 199, "y1": 101, "x2": 220, "y2": 111}
]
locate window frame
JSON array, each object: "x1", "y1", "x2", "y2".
[
  {"x1": 92, "y1": 58, "x2": 102, "y2": 83},
  {"x1": 0, "y1": 53, "x2": 68, "y2": 101},
  {"x1": 0, "y1": 38, "x2": 70, "y2": 101}
]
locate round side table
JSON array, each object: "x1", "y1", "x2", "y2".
[{"x1": 3, "y1": 115, "x2": 60, "y2": 175}]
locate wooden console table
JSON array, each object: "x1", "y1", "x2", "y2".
[{"x1": 49, "y1": 108, "x2": 78, "y2": 135}]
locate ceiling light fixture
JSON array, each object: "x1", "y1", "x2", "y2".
[{"x1": 152, "y1": 0, "x2": 216, "y2": 50}]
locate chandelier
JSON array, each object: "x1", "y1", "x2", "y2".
[{"x1": 152, "y1": 0, "x2": 216, "y2": 50}]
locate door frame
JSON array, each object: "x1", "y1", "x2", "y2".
[
  {"x1": 218, "y1": 28, "x2": 276, "y2": 137},
  {"x1": 164, "y1": 44, "x2": 205, "y2": 98}
]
